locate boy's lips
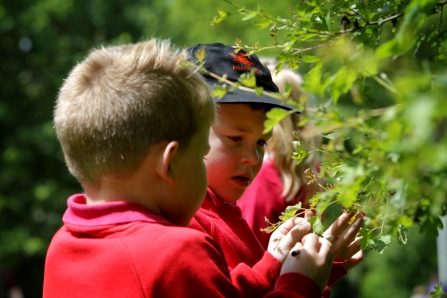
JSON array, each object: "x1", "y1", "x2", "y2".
[{"x1": 231, "y1": 174, "x2": 251, "y2": 188}]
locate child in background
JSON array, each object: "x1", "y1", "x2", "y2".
[
  {"x1": 187, "y1": 43, "x2": 365, "y2": 298},
  {"x1": 43, "y1": 38, "x2": 333, "y2": 298},
  {"x1": 238, "y1": 60, "x2": 320, "y2": 250}
]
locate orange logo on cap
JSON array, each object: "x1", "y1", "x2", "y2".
[{"x1": 229, "y1": 51, "x2": 256, "y2": 67}]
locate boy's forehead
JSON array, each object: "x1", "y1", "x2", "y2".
[{"x1": 215, "y1": 103, "x2": 271, "y2": 137}]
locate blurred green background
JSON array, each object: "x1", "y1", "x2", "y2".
[{"x1": 0, "y1": 0, "x2": 439, "y2": 297}]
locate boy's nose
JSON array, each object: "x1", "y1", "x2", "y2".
[{"x1": 242, "y1": 148, "x2": 261, "y2": 165}]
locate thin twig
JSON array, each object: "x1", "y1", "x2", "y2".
[
  {"x1": 340, "y1": 13, "x2": 403, "y2": 35},
  {"x1": 239, "y1": 42, "x2": 336, "y2": 55}
]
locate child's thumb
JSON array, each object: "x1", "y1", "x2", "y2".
[{"x1": 279, "y1": 221, "x2": 312, "y2": 248}]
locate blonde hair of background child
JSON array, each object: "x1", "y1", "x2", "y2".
[
  {"x1": 261, "y1": 58, "x2": 320, "y2": 203},
  {"x1": 54, "y1": 39, "x2": 215, "y2": 185}
]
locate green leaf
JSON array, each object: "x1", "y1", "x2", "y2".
[
  {"x1": 397, "y1": 225, "x2": 408, "y2": 244},
  {"x1": 195, "y1": 47, "x2": 206, "y2": 63},
  {"x1": 301, "y1": 61, "x2": 328, "y2": 98},
  {"x1": 241, "y1": 11, "x2": 257, "y2": 21},
  {"x1": 308, "y1": 216, "x2": 325, "y2": 236},
  {"x1": 359, "y1": 228, "x2": 374, "y2": 250},
  {"x1": 398, "y1": 215, "x2": 414, "y2": 227},
  {"x1": 420, "y1": 215, "x2": 443, "y2": 238},
  {"x1": 292, "y1": 146, "x2": 308, "y2": 165},
  {"x1": 255, "y1": 87, "x2": 264, "y2": 96},
  {"x1": 252, "y1": 19, "x2": 272, "y2": 30},
  {"x1": 337, "y1": 187, "x2": 359, "y2": 208},
  {"x1": 375, "y1": 235, "x2": 392, "y2": 254},
  {"x1": 396, "y1": 0, "x2": 437, "y2": 49},
  {"x1": 323, "y1": 133, "x2": 337, "y2": 141},
  {"x1": 355, "y1": 55, "x2": 378, "y2": 77},
  {"x1": 211, "y1": 8, "x2": 230, "y2": 25},
  {"x1": 263, "y1": 108, "x2": 290, "y2": 133},
  {"x1": 309, "y1": 193, "x2": 321, "y2": 209},
  {"x1": 330, "y1": 66, "x2": 358, "y2": 104},
  {"x1": 375, "y1": 39, "x2": 400, "y2": 60},
  {"x1": 325, "y1": 11, "x2": 332, "y2": 32},
  {"x1": 278, "y1": 202, "x2": 302, "y2": 220},
  {"x1": 301, "y1": 55, "x2": 321, "y2": 63},
  {"x1": 238, "y1": 72, "x2": 257, "y2": 88},
  {"x1": 429, "y1": 283, "x2": 446, "y2": 298},
  {"x1": 212, "y1": 85, "x2": 229, "y2": 99}
]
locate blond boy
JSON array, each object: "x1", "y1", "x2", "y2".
[
  {"x1": 43, "y1": 39, "x2": 333, "y2": 298},
  {"x1": 187, "y1": 43, "x2": 365, "y2": 297}
]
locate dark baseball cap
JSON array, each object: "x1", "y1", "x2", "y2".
[{"x1": 186, "y1": 43, "x2": 299, "y2": 112}]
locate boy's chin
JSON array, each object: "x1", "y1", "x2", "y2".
[{"x1": 217, "y1": 188, "x2": 246, "y2": 204}]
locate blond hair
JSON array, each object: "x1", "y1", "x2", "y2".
[
  {"x1": 260, "y1": 58, "x2": 320, "y2": 202},
  {"x1": 54, "y1": 39, "x2": 215, "y2": 185}
]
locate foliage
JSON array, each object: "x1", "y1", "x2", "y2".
[{"x1": 211, "y1": 0, "x2": 447, "y2": 261}]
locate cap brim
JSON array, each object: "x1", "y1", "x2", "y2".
[{"x1": 205, "y1": 78, "x2": 301, "y2": 113}]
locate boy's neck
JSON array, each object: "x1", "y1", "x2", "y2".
[
  {"x1": 82, "y1": 179, "x2": 159, "y2": 215},
  {"x1": 81, "y1": 153, "x2": 163, "y2": 215},
  {"x1": 206, "y1": 188, "x2": 237, "y2": 206}
]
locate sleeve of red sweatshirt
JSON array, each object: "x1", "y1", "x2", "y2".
[
  {"x1": 320, "y1": 262, "x2": 348, "y2": 298},
  {"x1": 327, "y1": 262, "x2": 348, "y2": 287},
  {"x1": 230, "y1": 251, "x2": 281, "y2": 297},
  {"x1": 266, "y1": 272, "x2": 322, "y2": 298},
  {"x1": 191, "y1": 214, "x2": 282, "y2": 297}
]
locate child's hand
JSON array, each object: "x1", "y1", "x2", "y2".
[
  {"x1": 280, "y1": 233, "x2": 333, "y2": 292},
  {"x1": 323, "y1": 211, "x2": 365, "y2": 271},
  {"x1": 267, "y1": 213, "x2": 312, "y2": 264}
]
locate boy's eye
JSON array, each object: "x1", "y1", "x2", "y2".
[{"x1": 228, "y1": 136, "x2": 243, "y2": 142}]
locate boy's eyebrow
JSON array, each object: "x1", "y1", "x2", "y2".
[
  {"x1": 231, "y1": 125, "x2": 254, "y2": 133},
  {"x1": 229, "y1": 125, "x2": 272, "y2": 139}
]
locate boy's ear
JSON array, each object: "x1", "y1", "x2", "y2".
[{"x1": 157, "y1": 141, "x2": 179, "y2": 186}]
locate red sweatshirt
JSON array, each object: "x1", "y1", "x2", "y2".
[
  {"x1": 190, "y1": 188, "x2": 347, "y2": 298},
  {"x1": 238, "y1": 159, "x2": 311, "y2": 250},
  {"x1": 43, "y1": 194, "x2": 322, "y2": 298}
]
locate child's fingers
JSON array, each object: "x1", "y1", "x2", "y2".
[
  {"x1": 318, "y1": 237, "x2": 333, "y2": 257},
  {"x1": 304, "y1": 210, "x2": 314, "y2": 220},
  {"x1": 341, "y1": 250, "x2": 363, "y2": 271},
  {"x1": 323, "y1": 211, "x2": 365, "y2": 242},
  {"x1": 322, "y1": 213, "x2": 354, "y2": 239},
  {"x1": 268, "y1": 218, "x2": 311, "y2": 263},
  {"x1": 273, "y1": 219, "x2": 311, "y2": 249},
  {"x1": 334, "y1": 237, "x2": 362, "y2": 261},
  {"x1": 332, "y1": 214, "x2": 364, "y2": 252},
  {"x1": 273, "y1": 217, "x2": 307, "y2": 237},
  {"x1": 302, "y1": 233, "x2": 319, "y2": 250},
  {"x1": 283, "y1": 221, "x2": 312, "y2": 244}
]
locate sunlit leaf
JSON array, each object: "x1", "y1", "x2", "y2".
[
  {"x1": 252, "y1": 19, "x2": 272, "y2": 30},
  {"x1": 301, "y1": 55, "x2": 321, "y2": 63},
  {"x1": 397, "y1": 225, "x2": 408, "y2": 244},
  {"x1": 263, "y1": 108, "x2": 290, "y2": 133},
  {"x1": 196, "y1": 47, "x2": 206, "y2": 63},
  {"x1": 330, "y1": 66, "x2": 358, "y2": 104},
  {"x1": 308, "y1": 216, "x2": 325, "y2": 236},
  {"x1": 212, "y1": 85, "x2": 229, "y2": 99}
]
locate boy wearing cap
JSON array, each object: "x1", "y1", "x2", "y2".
[
  {"x1": 43, "y1": 39, "x2": 333, "y2": 298},
  {"x1": 187, "y1": 43, "x2": 365, "y2": 297}
]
